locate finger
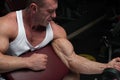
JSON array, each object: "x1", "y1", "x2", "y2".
[
  {"x1": 115, "y1": 57, "x2": 120, "y2": 62},
  {"x1": 114, "y1": 65, "x2": 120, "y2": 71}
]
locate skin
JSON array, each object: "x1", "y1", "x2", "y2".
[
  {"x1": 0, "y1": 0, "x2": 61, "y2": 73},
  {"x1": 0, "y1": 0, "x2": 120, "y2": 79},
  {"x1": 0, "y1": 0, "x2": 79, "y2": 79},
  {"x1": 52, "y1": 38, "x2": 120, "y2": 74}
]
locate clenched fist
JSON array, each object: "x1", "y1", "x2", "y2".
[{"x1": 25, "y1": 53, "x2": 48, "y2": 71}]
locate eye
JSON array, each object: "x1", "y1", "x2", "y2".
[{"x1": 48, "y1": 9, "x2": 54, "y2": 14}]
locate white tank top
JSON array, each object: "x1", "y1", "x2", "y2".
[{"x1": 6, "y1": 10, "x2": 53, "y2": 56}]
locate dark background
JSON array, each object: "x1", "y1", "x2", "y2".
[{"x1": 1, "y1": 0, "x2": 120, "y2": 80}]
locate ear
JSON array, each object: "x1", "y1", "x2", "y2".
[{"x1": 29, "y1": 3, "x2": 38, "y2": 14}]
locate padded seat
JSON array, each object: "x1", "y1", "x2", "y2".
[{"x1": 3, "y1": 44, "x2": 69, "y2": 80}]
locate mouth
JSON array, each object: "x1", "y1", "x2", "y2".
[
  {"x1": 48, "y1": 19, "x2": 52, "y2": 22},
  {"x1": 48, "y1": 18, "x2": 52, "y2": 21}
]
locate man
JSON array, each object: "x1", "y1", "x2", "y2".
[
  {"x1": 0, "y1": 0, "x2": 79, "y2": 79},
  {"x1": 0, "y1": 0, "x2": 120, "y2": 79}
]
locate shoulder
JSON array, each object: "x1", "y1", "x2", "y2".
[
  {"x1": 50, "y1": 21, "x2": 67, "y2": 39},
  {"x1": 0, "y1": 12, "x2": 18, "y2": 40}
]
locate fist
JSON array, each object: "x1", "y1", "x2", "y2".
[{"x1": 26, "y1": 53, "x2": 48, "y2": 71}]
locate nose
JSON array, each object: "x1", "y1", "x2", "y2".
[{"x1": 51, "y1": 11, "x2": 56, "y2": 18}]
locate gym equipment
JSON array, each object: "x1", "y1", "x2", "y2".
[
  {"x1": 102, "y1": 68, "x2": 120, "y2": 80},
  {"x1": 2, "y1": 44, "x2": 69, "y2": 80},
  {"x1": 79, "y1": 54, "x2": 96, "y2": 61}
]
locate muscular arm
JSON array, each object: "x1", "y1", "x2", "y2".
[
  {"x1": 0, "y1": 16, "x2": 31, "y2": 73},
  {"x1": 0, "y1": 15, "x2": 47, "y2": 73},
  {"x1": 52, "y1": 38, "x2": 109, "y2": 74},
  {"x1": 0, "y1": 34, "x2": 28, "y2": 73},
  {"x1": 0, "y1": 34, "x2": 47, "y2": 73}
]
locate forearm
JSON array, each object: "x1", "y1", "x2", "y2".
[
  {"x1": 52, "y1": 38, "x2": 108, "y2": 74},
  {"x1": 69, "y1": 54, "x2": 108, "y2": 74},
  {"x1": 0, "y1": 53, "x2": 27, "y2": 73}
]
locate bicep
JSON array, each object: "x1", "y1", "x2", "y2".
[
  {"x1": 52, "y1": 38, "x2": 89, "y2": 73},
  {"x1": 0, "y1": 35, "x2": 9, "y2": 54},
  {"x1": 52, "y1": 38, "x2": 75, "y2": 68}
]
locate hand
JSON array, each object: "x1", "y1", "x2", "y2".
[
  {"x1": 107, "y1": 57, "x2": 120, "y2": 71},
  {"x1": 25, "y1": 53, "x2": 48, "y2": 71}
]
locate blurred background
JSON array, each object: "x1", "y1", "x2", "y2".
[{"x1": 1, "y1": 0, "x2": 120, "y2": 80}]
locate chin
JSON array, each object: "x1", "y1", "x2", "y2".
[
  {"x1": 41, "y1": 21, "x2": 49, "y2": 27},
  {"x1": 45, "y1": 22, "x2": 49, "y2": 26},
  {"x1": 39, "y1": 24, "x2": 48, "y2": 27}
]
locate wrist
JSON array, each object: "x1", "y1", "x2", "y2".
[{"x1": 20, "y1": 57, "x2": 30, "y2": 69}]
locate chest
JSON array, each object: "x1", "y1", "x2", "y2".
[{"x1": 25, "y1": 29, "x2": 46, "y2": 47}]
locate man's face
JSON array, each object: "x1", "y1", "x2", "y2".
[{"x1": 36, "y1": 0, "x2": 58, "y2": 27}]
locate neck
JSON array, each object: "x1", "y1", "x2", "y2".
[
  {"x1": 22, "y1": 9, "x2": 46, "y2": 32},
  {"x1": 22, "y1": 9, "x2": 34, "y2": 29}
]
